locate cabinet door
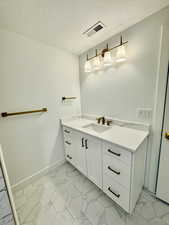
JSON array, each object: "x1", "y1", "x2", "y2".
[
  {"x1": 85, "y1": 135, "x2": 102, "y2": 189},
  {"x1": 73, "y1": 131, "x2": 87, "y2": 176}
]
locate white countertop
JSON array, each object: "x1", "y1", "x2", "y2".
[{"x1": 61, "y1": 118, "x2": 149, "y2": 152}]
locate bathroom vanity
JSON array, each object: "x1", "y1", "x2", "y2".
[{"x1": 62, "y1": 117, "x2": 149, "y2": 213}]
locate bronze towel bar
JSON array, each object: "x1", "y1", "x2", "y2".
[{"x1": 1, "y1": 108, "x2": 47, "y2": 117}]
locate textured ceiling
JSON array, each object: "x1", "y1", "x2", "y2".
[{"x1": 0, "y1": 0, "x2": 169, "y2": 54}]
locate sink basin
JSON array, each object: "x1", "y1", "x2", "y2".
[{"x1": 82, "y1": 123, "x2": 111, "y2": 133}]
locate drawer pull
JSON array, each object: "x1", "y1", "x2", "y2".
[
  {"x1": 108, "y1": 149, "x2": 121, "y2": 157},
  {"x1": 65, "y1": 141, "x2": 71, "y2": 145},
  {"x1": 108, "y1": 166, "x2": 120, "y2": 175},
  {"x1": 81, "y1": 138, "x2": 85, "y2": 148},
  {"x1": 64, "y1": 129, "x2": 70, "y2": 134},
  {"x1": 85, "y1": 139, "x2": 88, "y2": 149},
  {"x1": 67, "y1": 155, "x2": 72, "y2": 160},
  {"x1": 108, "y1": 187, "x2": 120, "y2": 198}
]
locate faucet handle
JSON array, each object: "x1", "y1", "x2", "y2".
[
  {"x1": 96, "y1": 116, "x2": 105, "y2": 124},
  {"x1": 106, "y1": 119, "x2": 113, "y2": 126},
  {"x1": 96, "y1": 117, "x2": 101, "y2": 124}
]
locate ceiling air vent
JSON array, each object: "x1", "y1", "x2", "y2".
[{"x1": 83, "y1": 21, "x2": 105, "y2": 37}]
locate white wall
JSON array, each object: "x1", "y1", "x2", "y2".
[
  {"x1": 79, "y1": 6, "x2": 169, "y2": 192},
  {"x1": 0, "y1": 29, "x2": 81, "y2": 186}
]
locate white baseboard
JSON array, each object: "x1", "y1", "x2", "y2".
[{"x1": 11, "y1": 159, "x2": 66, "y2": 192}]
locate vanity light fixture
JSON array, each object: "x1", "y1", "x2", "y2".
[{"x1": 84, "y1": 35, "x2": 128, "y2": 72}]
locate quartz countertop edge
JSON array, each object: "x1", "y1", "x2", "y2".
[{"x1": 61, "y1": 118, "x2": 149, "y2": 152}]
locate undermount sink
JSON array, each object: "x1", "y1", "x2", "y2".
[{"x1": 82, "y1": 123, "x2": 111, "y2": 133}]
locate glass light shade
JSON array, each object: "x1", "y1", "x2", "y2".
[
  {"x1": 103, "y1": 51, "x2": 112, "y2": 66},
  {"x1": 93, "y1": 56, "x2": 101, "y2": 70},
  {"x1": 84, "y1": 60, "x2": 92, "y2": 73},
  {"x1": 116, "y1": 45, "x2": 127, "y2": 62}
]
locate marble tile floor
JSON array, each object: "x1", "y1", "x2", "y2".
[{"x1": 13, "y1": 162, "x2": 169, "y2": 225}]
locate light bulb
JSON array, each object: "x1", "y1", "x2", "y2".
[
  {"x1": 116, "y1": 45, "x2": 127, "y2": 62},
  {"x1": 93, "y1": 56, "x2": 101, "y2": 71},
  {"x1": 84, "y1": 60, "x2": 92, "y2": 73},
  {"x1": 103, "y1": 51, "x2": 112, "y2": 66}
]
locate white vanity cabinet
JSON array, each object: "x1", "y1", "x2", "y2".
[{"x1": 62, "y1": 125, "x2": 147, "y2": 213}]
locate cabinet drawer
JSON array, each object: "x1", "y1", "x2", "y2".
[
  {"x1": 103, "y1": 154, "x2": 131, "y2": 189},
  {"x1": 103, "y1": 142, "x2": 131, "y2": 165},
  {"x1": 103, "y1": 174, "x2": 130, "y2": 212},
  {"x1": 63, "y1": 126, "x2": 72, "y2": 141},
  {"x1": 64, "y1": 139, "x2": 72, "y2": 156},
  {"x1": 63, "y1": 133, "x2": 73, "y2": 162},
  {"x1": 64, "y1": 141, "x2": 74, "y2": 165}
]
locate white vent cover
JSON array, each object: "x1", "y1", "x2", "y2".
[{"x1": 83, "y1": 21, "x2": 105, "y2": 37}]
